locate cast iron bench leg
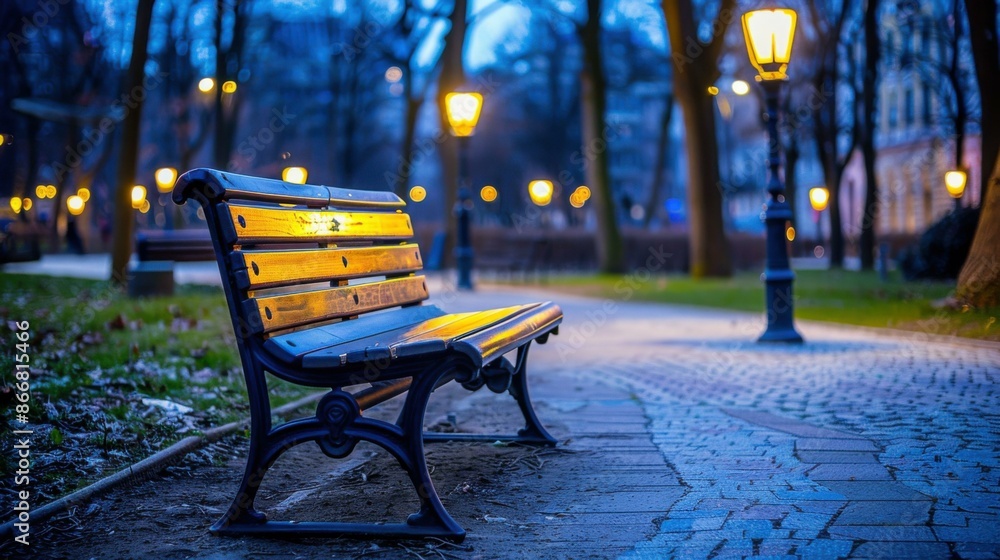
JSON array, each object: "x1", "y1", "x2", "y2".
[
  {"x1": 211, "y1": 360, "x2": 466, "y2": 541},
  {"x1": 212, "y1": 361, "x2": 271, "y2": 531},
  {"x1": 422, "y1": 342, "x2": 557, "y2": 446}
]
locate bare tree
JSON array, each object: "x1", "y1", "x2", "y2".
[
  {"x1": 662, "y1": 0, "x2": 736, "y2": 278},
  {"x1": 858, "y1": 0, "x2": 881, "y2": 270},
  {"x1": 806, "y1": 0, "x2": 858, "y2": 267},
  {"x1": 956, "y1": 0, "x2": 1000, "y2": 307},
  {"x1": 111, "y1": 0, "x2": 156, "y2": 285},
  {"x1": 578, "y1": 0, "x2": 624, "y2": 272}
]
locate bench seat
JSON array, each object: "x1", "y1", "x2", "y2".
[
  {"x1": 266, "y1": 302, "x2": 560, "y2": 369},
  {"x1": 171, "y1": 168, "x2": 561, "y2": 542}
]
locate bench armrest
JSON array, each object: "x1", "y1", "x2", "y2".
[{"x1": 172, "y1": 168, "x2": 406, "y2": 209}]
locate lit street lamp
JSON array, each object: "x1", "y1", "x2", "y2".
[
  {"x1": 155, "y1": 167, "x2": 178, "y2": 193},
  {"x1": 809, "y1": 186, "x2": 829, "y2": 258},
  {"x1": 444, "y1": 91, "x2": 483, "y2": 291},
  {"x1": 528, "y1": 180, "x2": 554, "y2": 207},
  {"x1": 742, "y1": 7, "x2": 803, "y2": 343},
  {"x1": 282, "y1": 166, "x2": 308, "y2": 184},
  {"x1": 131, "y1": 185, "x2": 147, "y2": 209},
  {"x1": 944, "y1": 169, "x2": 967, "y2": 209}
]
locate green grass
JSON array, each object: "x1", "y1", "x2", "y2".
[
  {"x1": 523, "y1": 269, "x2": 999, "y2": 341},
  {"x1": 0, "y1": 273, "x2": 316, "y2": 504}
]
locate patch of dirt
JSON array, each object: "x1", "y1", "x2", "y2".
[{"x1": 8, "y1": 381, "x2": 672, "y2": 559}]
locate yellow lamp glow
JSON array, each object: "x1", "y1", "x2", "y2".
[
  {"x1": 131, "y1": 185, "x2": 147, "y2": 208},
  {"x1": 385, "y1": 66, "x2": 402, "y2": 83},
  {"x1": 944, "y1": 170, "x2": 967, "y2": 198},
  {"x1": 48, "y1": 185, "x2": 57, "y2": 198},
  {"x1": 528, "y1": 180, "x2": 553, "y2": 207},
  {"x1": 10, "y1": 197, "x2": 22, "y2": 213},
  {"x1": 575, "y1": 186, "x2": 591, "y2": 202},
  {"x1": 409, "y1": 186, "x2": 426, "y2": 203},
  {"x1": 0, "y1": 134, "x2": 5, "y2": 146},
  {"x1": 35, "y1": 185, "x2": 46, "y2": 198},
  {"x1": 444, "y1": 92, "x2": 483, "y2": 137},
  {"x1": 785, "y1": 225, "x2": 796, "y2": 241},
  {"x1": 198, "y1": 77, "x2": 215, "y2": 93},
  {"x1": 569, "y1": 192, "x2": 585, "y2": 208},
  {"x1": 222, "y1": 80, "x2": 237, "y2": 93},
  {"x1": 742, "y1": 8, "x2": 797, "y2": 81},
  {"x1": 732, "y1": 80, "x2": 751, "y2": 95},
  {"x1": 809, "y1": 186, "x2": 830, "y2": 212},
  {"x1": 66, "y1": 195, "x2": 85, "y2": 216},
  {"x1": 282, "y1": 167, "x2": 308, "y2": 184},
  {"x1": 140, "y1": 199, "x2": 151, "y2": 214},
  {"x1": 707, "y1": 86, "x2": 720, "y2": 96},
  {"x1": 77, "y1": 188, "x2": 91, "y2": 202},
  {"x1": 480, "y1": 185, "x2": 497, "y2": 202},
  {"x1": 22, "y1": 198, "x2": 32, "y2": 211},
  {"x1": 155, "y1": 167, "x2": 178, "y2": 193}
]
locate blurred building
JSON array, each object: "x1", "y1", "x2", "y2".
[{"x1": 841, "y1": 0, "x2": 982, "y2": 239}]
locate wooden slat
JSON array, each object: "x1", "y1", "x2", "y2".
[
  {"x1": 223, "y1": 203, "x2": 413, "y2": 245},
  {"x1": 452, "y1": 302, "x2": 562, "y2": 367},
  {"x1": 251, "y1": 276, "x2": 428, "y2": 334},
  {"x1": 299, "y1": 304, "x2": 541, "y2": 368},
  {"x1": 173, "y1": 168, "x2": 406, "y2": 209},
  {"x1": 265, "y1": 305, "x2": 447, "y2": 364},
  {"x1": 238, "y1": 244, "x2": 423, "y2": 289}
]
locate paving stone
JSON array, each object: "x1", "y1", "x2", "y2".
[
  {"x1": 774, "y1": 490, "x2": 847, "y2": 501},
  {"x1": 808, "y1": 463, "x2": 892, "y2": 481},
  {"x1": 850, "y1": 541, "x2": 952, "y2": 558},
  {"x1": 820, "y1": 481, "x2": 932, "y2": 501},
  {"x1": 827, "y1": 525, "x2": 938, "y2": 541},
  {"x1": 952, "y1": 541, "x2": 1000, "y2": 559},
  {"x1": 724, "y1": 409, "x2": 866, "y2": 440},
  {"x1": 779, "y1": 511, "x2": 831, "y2": 530},
  {"x1": 934, "y1": 518, "x2": 1000, "y2": 543},
  {"x1": 796, "y1": 451, "x2": 880, "y2": 464},
  {"x1": 794, "y1": 539, "x2": 854, "y2": 559},
  {"x1": 796, "y1": 439, "x2": 880, "y2": 452},
  {"x1": 834, "y1": 501, "x2": 932, "y2": 525}
]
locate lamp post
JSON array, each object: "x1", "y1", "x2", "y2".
[
  {"x1": 742, "y1": 7, "x2": 803, "y2": 343},
  {"x1": 809, "y1": 186, "x2": 829, "y2": 258},
  {"x1": 444, "y1": 92, "x2": 483, "y2": 291},
  {"x1": 944, "y1": 169, "x2": 967, "y2": 209}
]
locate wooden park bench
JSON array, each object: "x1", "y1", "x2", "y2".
[
  {"x1": 128, "y1": 229, "x2": 215, "y2": 297},
  {"x1": 172, "y1": 168, "x2": 562, "y2": 542}
]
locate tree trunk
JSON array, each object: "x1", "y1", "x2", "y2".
[
  {"x1": 662, "y1": 0, "x2": 734, "y2": 278},
  {"x1": 859, "y1": 0, "x2": 881, "y2": 270},
  {"x1": 110, "y1": 0, "x2": 155, "y2": 286},
  {"x1": 956, "y1": 150, "x2": 1000, "y2": 307},
  {"x1": 955, "y1": 0, "x2": 1000, "y2": 306},
  {"x1": 395, "y1": 93, "x2": 422, "y2": 198},
  {"x1": 642, "y1": 98, "x2": 673, "y2": 229},
  {"x1": 580, "y1": 0, "x2": 624, "y2": 273},
  {"x1": 964, "y1": 0, "x2": 999, "y2": 203},
  {"x1": 435, "y1": 0, "x2": 467, "y2": 268}
]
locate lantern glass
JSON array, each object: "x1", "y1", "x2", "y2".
[
  {"x1": 131, "y1": 185, "x2": 147, "y2": 208},
  {"x1": 742, "y1": 8, "x2": 797, "y2": 81},
  {"x1": 528, "y1": 180, "x2": 553, "y2": 207},
  {"x1": 444, "y1": 92, "x2": 483, "y2": 137},
  {"x1": 809, "y1": 187, "x2": 829, "y2": 212},
  {"x1": 282, "y1": 167, "x2": 308, "y2": 184},
  {"x1": 155, "y1": 167, "x2": 178, "y2": 193},
  {"x1": 944, "y1": 170, "x2": 967, "y2": 198}
]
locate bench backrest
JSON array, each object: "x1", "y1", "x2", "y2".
[{"x1": 172, "y1": 169, "x2": 427, "y2": 338}]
